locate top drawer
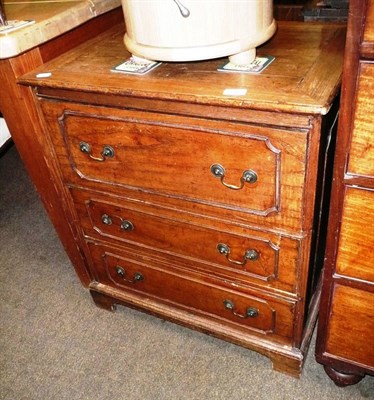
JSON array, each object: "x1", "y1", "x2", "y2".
[
  {"x1": 361, "y1": 0, "x2": 374, "y2": 58},
  {"x1": 347, "y1": 62, "x2": 374, "y2": 178},
  {"x1": 41, "y1": 100, "x2": 309, "y2": 232},
  {"x1": 363, "y1": 0, "x2": 374, "y2": 47}
]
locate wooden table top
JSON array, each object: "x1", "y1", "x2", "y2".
[
  {"x1": 0, "y1": 0, "x2": 121, "y2": 59},
  {"x1": 19, "y1": 21, "x2": 346, "y2": 115}
]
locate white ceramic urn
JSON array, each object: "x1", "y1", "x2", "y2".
[{"x1": 121, "y1": 0, "x2": 276, "y2": 64}]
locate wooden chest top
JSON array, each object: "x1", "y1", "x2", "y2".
[{"x1": 19, "y1": 21, "x2": 346, "y2": 115}]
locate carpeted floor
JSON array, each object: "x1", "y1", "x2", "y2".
[{"x1": 1, "y1": 145, "x2": 373, "y2": 400}]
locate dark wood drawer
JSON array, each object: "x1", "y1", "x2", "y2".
[
  {"x1": 41, "y1": 100, "x2": 309, "y2": 232},
  {"x1": 362, "y1": 0, "x2": 374, "y2": 53},
  {"x1": 72, "y1": 188, "x2": 300, "y2": 294},
  {"x1": 325, "y1": 284, "x2": 374, "y2": 368},
  {"x1": 87, "y1": 241, "x2": 296, "y2": 342},
  {"x1": 347, "y1": 62, "x2": 374, "y2": 178},
  {"x1": 335, "y1": 187, "x2": 374, "y2": 282}
]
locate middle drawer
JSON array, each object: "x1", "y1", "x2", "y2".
[{"x1": 71, "y1": 189, "x2": 300, "y2": 295}]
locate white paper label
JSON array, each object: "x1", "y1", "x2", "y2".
[{"x1": 223, "y1": 88, "x2": 247, "y2": 96}]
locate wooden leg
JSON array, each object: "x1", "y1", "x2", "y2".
[
  {"x1": 90, "y1": 290, "x2": 117, "y2": 312},
  {"x1": 323, "y1": 365, "x2": 364, "y2": 387},
  {"x1": 271, "y1": 355, "x2": 302, "y2": 378}
]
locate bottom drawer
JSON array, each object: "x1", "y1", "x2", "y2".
[
  {"x1": 87, "y1": 241, "x2": 296, "y2": 342},
  {"x1": 325, "y1": 284, "x2": 374, "y2": 368}
]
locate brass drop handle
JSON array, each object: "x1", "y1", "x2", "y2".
[
  {"x1": 217, "y1": 243, "x2": 259, "y2": 266},
  {"x1": 223, "y1": 299, "x2": 259, "y2": 319},
  {"x1": 101, "y1": 214, "x2": 112, "y2": 225},
  {"x1": 115, "y1": 266, "x2": 144, "y2": 284},
  {"x1": 101, "y1": 214, "x2": 134, "y2": 232},
  {"x1": 210, "y1": 163, "x2": 257, "y2": 190},
  {"x1": 80, "y1": 141, "x2": 115, "y2": 162},
  {"x1": 120, "y1": 220, "x2": 134, "y2": 231}
]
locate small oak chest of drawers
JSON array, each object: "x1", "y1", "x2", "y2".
[{"x1": 19, "y1": 21, "x2": 346, "y2": 377}]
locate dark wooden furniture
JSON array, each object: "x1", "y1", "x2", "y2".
[
  {"x1": 315, "y1": 0, "x2": 374, "y2": 386},
  {"x1": 0, "y1": 7, "x2": 123, "y2": 285},
  {"x1": 18, "y1": 21, "x2": 345, "y2": 377}
]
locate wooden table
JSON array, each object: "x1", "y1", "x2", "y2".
[{"x1": 0, "y1": 1, "x2": 123, "y2": 283}]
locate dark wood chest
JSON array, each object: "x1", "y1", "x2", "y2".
[{"x1": 316, "y1": 0, "x2": 374, "y2": 386}]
